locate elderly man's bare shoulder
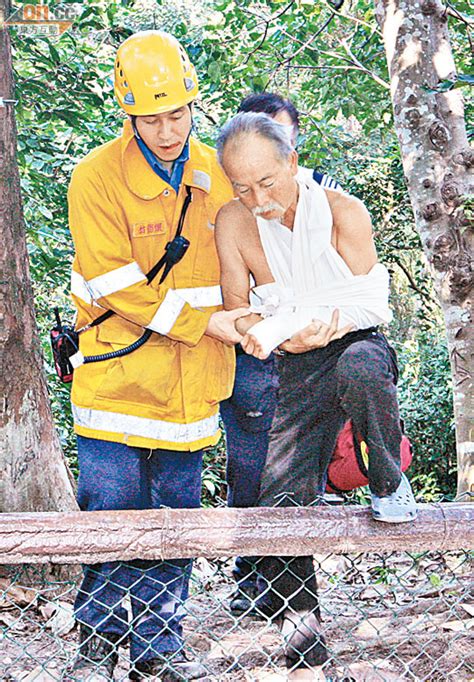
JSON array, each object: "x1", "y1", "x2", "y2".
[
  {"x1": 215, "y1": 199, "x2": 257, "y2": 242},
  {"x1": 325, "y1": 189, "x2": 369, "y2": 218},
  {"x1": 325, "y1": 189, "x2": 373, "y2": 241}
]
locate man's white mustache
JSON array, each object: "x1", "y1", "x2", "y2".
[{"x1": 252, "y1": 202, "x2": 285, "y2": 217}]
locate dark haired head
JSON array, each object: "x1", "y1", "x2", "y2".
[{"x1": 238, "y1": 93, "x2": 299, "y2": 131}]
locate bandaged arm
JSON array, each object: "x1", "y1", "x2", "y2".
[{"x1": 248, "y1": 264, "x2": 392, "y2": 354}]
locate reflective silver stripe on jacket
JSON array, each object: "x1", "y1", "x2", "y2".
[
  {"x1": 86, "y1": 262, "x2": 147, "y2": 299},
  {"x1": 147, "y1": 289, "x2": 186, "y2": 334},
  {"x1": 72, "y1": 404, "x2": 219, "y2": 444}
]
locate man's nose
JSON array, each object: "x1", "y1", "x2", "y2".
[
  {"x1": 157, "y1": 119, "x2": 173, "y2": 140},
  {"x1": 253, "y1": 187, "x2": 269, "y2": 207}
]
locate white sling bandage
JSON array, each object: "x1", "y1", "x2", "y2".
[{"x1": 248, "y1": 172, "x2": 392, "y2": 356}]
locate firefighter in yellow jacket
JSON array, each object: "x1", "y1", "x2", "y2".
[{"x1": 68, "y1": 31, "x2": 248, "y2": 681}]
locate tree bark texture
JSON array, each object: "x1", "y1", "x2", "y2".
[
  {"x1": 375, "y1": 0, "x2": 473, "y2": 499},
  {"x1": 0, "y1": 503, "x2": 472, "y2": 563},
  {"x1": 0, "y1": 1, "x2": 77, "y2": 512}
]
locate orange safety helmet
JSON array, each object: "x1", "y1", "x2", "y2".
[{"x1": 114, "y1": 31, "x2": 199, "y2": 116}]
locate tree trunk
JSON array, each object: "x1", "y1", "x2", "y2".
[
  {"x1": 0, "y1": 0, "x2": 77, "y2": 512},
  {"x1": 375, "y1": 0, "x2": 473, "y2": 500}
]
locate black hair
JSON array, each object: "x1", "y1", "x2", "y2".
[{"x1": 238, "y1": 93, "x2": 299, "y2": 131}]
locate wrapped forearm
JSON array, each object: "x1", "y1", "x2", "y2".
[
  {"x1": 246, "y1": 312, "x2": 304, "y2": 356},
  {"x1": 247, "y1": 303, "x2": 391, "y2": 357}
]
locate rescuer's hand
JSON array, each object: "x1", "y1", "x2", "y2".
[
  {"x1": 205, "y1": 308, "x2": 251, "y2": 345},
  {"x1": 278, "y1": 310, "x2": 355, "y2": 354}
]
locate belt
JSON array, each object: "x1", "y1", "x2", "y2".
[{"x1": 274, "y1": 326, "x2": 380, "y2": 356}]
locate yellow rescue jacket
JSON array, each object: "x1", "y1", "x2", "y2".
[{"x1": 68, "y1": 119, "x2": 235, "y2": 451}]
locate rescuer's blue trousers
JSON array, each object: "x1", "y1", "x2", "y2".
[
  {"x1": 74, "y1": 436, "x2": 203, "y2": 663},
  {"x1": 220, "y1": 351, "x2": 279, "y2": 590}
]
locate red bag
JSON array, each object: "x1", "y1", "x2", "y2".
[{"x1": 326, "y1": 420, "x2": 413, "y2": 494}]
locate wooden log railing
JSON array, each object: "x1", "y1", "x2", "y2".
[{"x1": 0, "y1": 503, "x2": 473, "y2": 564}]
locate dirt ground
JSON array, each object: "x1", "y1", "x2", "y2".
[{"x1": 0, "y1": 552, "x2": 472, "y2": 681}]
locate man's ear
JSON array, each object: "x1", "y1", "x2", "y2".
[{"x1": 289, "y1": 149, "x2": 298, "y2": 175}]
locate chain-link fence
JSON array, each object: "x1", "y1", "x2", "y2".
[{"x1": 1, "y1": 503, "x2": 473, "y2": 681}]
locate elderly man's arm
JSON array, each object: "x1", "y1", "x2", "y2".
[
  {"x1": 278, "y1": 311, "x2": 354, "y2": 354},
  {"x1": 330, "y1": 192, "x2": 378, "y2": 275},
  {"x1": 215, "y1": 202, "x2": 263, "y2": 336}
]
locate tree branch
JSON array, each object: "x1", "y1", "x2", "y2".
[
  {"x1": 279, "y1": 12, "x2": 337, "y2": 66},
  {"x1": 244, "y1": 21, "x2": 269, "y2": 64},
  {"x1": 336, "y1": 37, "x2": 390, "y2": 88},
  {"x1": 254, "y1": 21, "x2": 390, "y2": 90},
  {"x1": 393, "y1": 258, "x2": 437, "y2": 306},
  {"x1": 445, "y1": 3, "x2": 473, "y2": 52}
]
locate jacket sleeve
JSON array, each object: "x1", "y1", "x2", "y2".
[{"x1": 68, "y1": 162, "x2": 212, "y2": 347}]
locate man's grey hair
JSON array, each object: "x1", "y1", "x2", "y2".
[{"x1": 216, "y1": 112, "x2": 293, "y2": 164}]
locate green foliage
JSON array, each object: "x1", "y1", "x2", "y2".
[
  {"x1": 202, "y1": 428, "x2": 227, "y2": 507},
  {"x1": 395, "y1": 329, "x2": 457, "y2": 500},
  {"x1": 11, "y1": 0, "x2": 467, "y2": 499}
]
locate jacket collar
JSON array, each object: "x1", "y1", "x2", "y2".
[{"x1": 120, "y1": 119, "x2": 213, "y2": 200}]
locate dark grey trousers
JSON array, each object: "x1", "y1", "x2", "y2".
[{"x1": 256, "y1": 329, "x2": 403, "y2": 615}]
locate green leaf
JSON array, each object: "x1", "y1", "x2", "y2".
[
  {"x1": 251, "y1": 75, "x2": 267, "y2": 91},
  {"x1": 424, "y1": 73, "x2": 474, "y2": 93},
  {"x1": 48, "y1": 43, "x2": 60, "y2": 64},
  {"x1": 208, "y1": 61, "x2": 222, "y2": 81},
  {"x1": 38, "y1": 205, "x2": 54, "y2": 220},
  {"x1": 454, "y1": 73, "x2": 474, "y2": 87}
]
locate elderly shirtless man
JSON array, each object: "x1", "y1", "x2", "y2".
[{"x1": 215, "y1": 112, "x2": 416, "y2": 672}]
